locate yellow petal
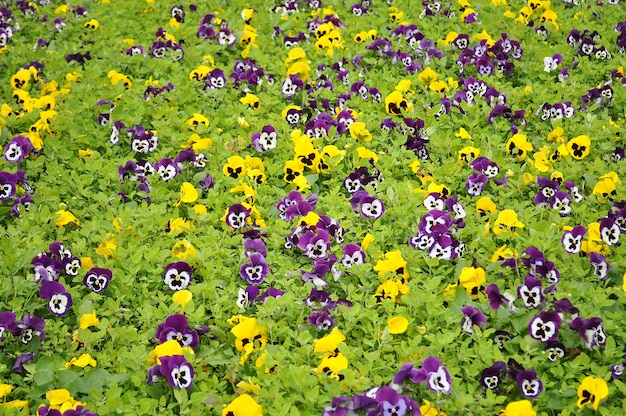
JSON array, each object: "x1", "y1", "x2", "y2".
[
  {"x1": 172, "y1": 290, "x2": 193, "y2": 307},
  {"x1": 387, "y1": 316, "x2": 409, "y2": 334}
]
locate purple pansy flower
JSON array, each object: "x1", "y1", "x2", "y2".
[
  {"x1": 341, "y1": 243, "x2": 366, "y2": 268},
  {"x1": 517, "y1": 276, "x2": 543, "y2": 309},
  {"x1": 359, "y1": 195, "x2": 385, "y2": 219},
  {"x1": 225, "y1": 204, "x2": 251, "y2": 230},
  {"x1": 589, "y1": 252, "x2": 610, "y2": 280},
  {"x1": 480, "y1": 361, "x2": 506, "y2": 392},
  {"x1": 461, "y1": 305, "x2": 486, "y2": 334},
  {"x1": 83, "y1": 267, "x2": 113, "y2": 293},
  {"x1": 561, "y1": 225, "x2": 586, "y2": 254},
  {"x1": 13, "y1": 314, "x2": 45, "y2": 345},
  {"x1": 156, "y1": 314, "x2": 199, "y2": 349},
  {"x1": 528, "y1": 311, "x2": 561, "y2": 343},
  {"x1": 545, "y1": 341, "x2": 567, "y2": 362},
  {"x1": 412, "y1": 356, "x2": 452, "y2": 395},
  {"x1": 39, "y1": 281, "x2": 72, "y2": 317},
  {"x1": 239, "y1": 252, "x2": 269, "y2": 285},
  {"x1": 465, "y1": 173, "x2": 488, "y2": 196},
  {"x1": 599, "y1": 217, "x2": 621, "y2": 245},
  {"x1": 153, "y1": 158, "x2": 179, "y2": 182},
  {"x1": 517, "y1": 370, "x2": 543, "y2": 399},
  {"x1": 0, "y1": 311, "x2": 17, "y2": 341},
  {"x1": 297, "y1": 229, "x2": 331, "y2": 259},
  {"x1": 12, "y1": 352, "x2": 34, "y2": 373},
  {"x1": 251, "y1": 125, "x2": 278, "y2": 153},
  {"x1": 308, "y1": 311, "x2": 335, "y2": 331},
  {"x1": 163, "y1": 262, "x2": 193, "y2": 291},
  {"x1": 486, "y1": 284, "x2": 517, "y2": 312},
  {"x1": 570, "y1": 316, "x2": 607, "y2": 350},
  {"x1": 159, "y1": 355, "x2": 194, "y2": 390},
  {"x1": 4, "y1": 136, "x2": 32, "y2": 163},
  {"x1": 236, "y1": 285, "x2": 260, "y2": 308},
  {"x1": 374, "y1": 386, "x2": 420, "y2": 416}
]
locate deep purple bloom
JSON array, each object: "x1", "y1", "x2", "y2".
[
  {"x1": 555, "y1": 298, "x2": 580, "y2": 324},
  {"x1": 0, "y1": 311, "x2": 17, "y2": 341},
  {"x1": 154, "y1": 158, "x2": 179, "y2": 181},
  {"x1": 374, "y1": 386, "x2": 420, "y2": 416},
  {"x1": 528, "y1": 311, "x2": 561, "y2": 343},
  {"x1": 297, "y1": 229, "x2": 331, "y2": 259},
  {"x1": 83, "y1": 267, "x2": 113, "y2": 293},
  {"x1": 359, "y1": 195, "x2": 385, "y2": 219},
  {"x1": 341, "y1": 243, "x2": 366, "y2": 268},
  {"x1": 159, "y1": 355, "x2": 194, "y2": 390},
  {"x1": 545, "y1": 341, "x2": 567, "y2": 362},
  {"x1": 465, "y1": 173, "x2": 488, "y2": 196},
  {"x1": 13, "y1": 314, "x2": 46, "y2": 345},
  {"x1": 599, "y1": 217, "x2": 621, "y2": 245},
  {"x1": 239, "y1": 252, "x2": 269, "y2": 285},
  {"x1": 4, "y1": 136, "x2": 32, "y2": 163},
  {"x1": 12, "y1": 352, "x2": 34, "y2": 373},
  {"x1": 156, "y1": 314, "x2": 199, "y2": 349},
  {"x1": 236, "y1": 285, "x2": 260, "y2": 308},
  {"x1": 486, "y1": 284, "x2": 517, "y2": 312},
  {"x1": 39, "y1": 281, "x2": 72, "y2": 316},
  {"x1": 163, "y1": 262, "x2": 193, "y2": 290},
  {"x1": 308, "y1": 311, "x2": 335, "y2": 331},
  {"x1": 480, "y1": 361, "x2": 506, "y2": 391},
  {"x1": 517, "y1": 276, "x2": 543, "y2": 309}
]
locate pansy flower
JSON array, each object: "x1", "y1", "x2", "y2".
[
  {"x1": 516, "y1": 370, "x2": 543, "y2": 399},
  {"x1": 83, "y1": 267, "x2": 112, "y2": 293},
  {"x1": 158, "y1": 355, "x2": 194, "y2": 390},
  {"x1": 39, "y1": 281, "x2": 72, "y2": 317},
  {"x1": 231, "y1": 316, "x2": 268, "y2": 363},
  {"x1": 528, "y1": 311, "x2": 561, "y2": 343},
  {"x1": 341, "y1": 243, "x2": 366, "y2": 268},
  {"x1": 486, "y1": 284, "x2": 517, "y2": 312},
  {"x1": 373, "y1": 386, "x2": 420, "y2": 416},
  {"x1": 251, "y1": 125, "x2": 278, "y2": 153},
  {"x1": 589, "y1": 252, "x2": 609, "y2": 281},
  {"x1": 239, "y1": 253, "x2": 269, "y2": 285},
  {"x1": 297, "y1": 229, "x2": 331, "y2": 260},
  {"x1": 545, "y1": 341, "x2": 567, "y2": 362},
  {"x1": 577, "y1": 376, "x2": 609, "y2": 411},
  {"x1": 461, "y1": 306, "x2": 486, "y2": 334},
  {"x1": 465, "y1": 172, "x2": 488, "y2": 196},
  {"x1": 599, "y1": 217, "x2": 620, "y2": 246},
  {"x1": 4, "y1": 136, "x2": 32, "y2": 163},
  {"x1": 155, "y1": 314, "x2": 199, "y2": 349},
  {"x1": 308, "y1": 311, "x2": 335, "y2": 331},
  {"x1": 480, "y1": 361, "x2": 506, "y2": 392},
  {"x1": 13, "y1": 314, "x2": 45, "y2": 345},
  {"x1": 154, "y1": 158, "x2": 179, "y2": 182},
  {"x1": 163, "y1": 262, "x2": 193, "y2": 291},
  {"x1": 562, "y1": 225, "x2": 586, "y2": 254},
  {"x1": 359, "y1": 194, "x2": 385, "y2": 219},
  {"x1": 224, "y1": 204, "x2": 251, "y2": 230},
  {"x1": 571, "y1": 316, "x2": 606, "y2": 350},
  {"x1": 566, "y1": 135, "x2": 591, "y2": 160},
  {"x1": 412, "y1": 356, "x2": 452, "y2": 395}
]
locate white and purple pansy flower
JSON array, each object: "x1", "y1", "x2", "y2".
[
  {"x1": 39, "y1": 281, "x2": 72, "y2": 317},
  {"x1": 486, "y1": 284, "x2": 517, "y2": 312},
  {"x1": 561, "y1": 225, "x2": 586, "y2": 254},
  {"x1": 225, "y1": 204, "x2": 251, "y2": 230},
  {"x1": 308, "y1": 311, "x2": 335, "y2": 331},
  {"x1": 429, "y1": 233, "x2": 455, "y2": 260},
  {"x1": 251, "y1": 125, "x2": 278, "y2": 153},
  {"x1": 163, "y1": 261, "x2": 193, "y2": 291},
  {"x1": 154, "y1": 158, "x2": 179, "y2": 182},
  {"x1": 359, "y1": 194, "x2": 385, "y2": 220},
  {"x1": 0, "y1": 171, "x2": 18, "y2": 200},
  {"x1": 599, "y1": 217, "x2": 621, "y2": 246},
  {"x1": 236, "y1": 285, "x2": 260, "y2": 309},
  {"x1": 545, "y1": 341, "x2": 567, "y2": 362},
  {"x1": 239, "y1": 252, "x2": 269, "y2": 285},
  {"x1": 374, "y1": 386, "x2": 420, "y2": 416},
  {"x1": 61, "y1": 257, "x2": 81, "y2": 277},
  {"x1": 479, "y1": 361, "x2": 506, "y2": 392},
  {"x1": 571, "y1": 316, "x2": 607, "y2": 350},
  {"x1": 528, "y1": 311, "x2": 561, "y2": 343},
  {"x1": 341, "y1": 243, "x2": 366, "y2": 268},
  {"x1": 4, "y1": 136, "x2": 33, "y2": 163},
  {"x1": 517, "y1": 275, "x2": 544, "y2": 309},
  {"x1": 13, "y1": 314, "x2": 46, "y2": 345},
  {"x1": 550, "y1": 190, "x2": 571, "y2": 216},
  {"x1": 411, "y1": 356, "x2": 452, "y2": 395},
  {"x1": 158, "y1": 355, "x2": 194, "y2": 390},
  {"x1": 31, "y1": 254, "x2": 59, "y2": 283},
  {"x1": 517, "y1": 370, "x2": 543, "y2": 399},
  {"x1": 297, "y1": 228, "x2": 331, "y2": 260},
  {"x1": 589, "y1": 252, "x2": 610, "y2": 281},
  {"x1": 83, "y1": 267, "x2": 113, "y2": 293},
  {"x1": 155, "y1": 314, "x2": 199, "y2": 349},
  {"x1": 461, "y1": 305, "x2": 486, "y2": 335}
]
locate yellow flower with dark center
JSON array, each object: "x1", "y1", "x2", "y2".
[
  {"x1": 547, "y1": 126, "x2": 566, "y2": 143},
  {"x1": 458, "y1": 266, "x2": 486, "y2": 299},
  {"x1": 577, "y1": 376, "x2": 608, "y2": 410},
  {"x1": 83, "y1": 19, "x2": 99, "y2": 31},
  {"x1": 240, "y1": 25, "x2": 258, "y2": 47},
  {"x1": 107, "y1": 70, "x2": 132, "y2": 89},
  {"x1": 506, "y1": 133, "x2": 533, "y2": 161},
  {"x1": 491, "y1": 245, "x2": 518, "y2": 263},
  {"x1": 11, "y1": 69, "x2": 31, "y2": 90},
  {"x1": 374, "y1": 250, "x2": 409, "y2": 280},
  {"x1": 316, "y1": 353, "x2": 348, "y2": 380},
  {"x1": 240, "y1": 93, "x2": 260, "y2": 109},
  {"x1": 223, "y1": 155, "x2": 247, "y2": 179},
  {"x1": 231, "y1": 316, "x2": 267, "y2": 364},
  {"x1": 222, "y1": 394, "x2": 263, "y2": 416},
  {"x1": 185, "y1": 113, "x2": 210, "y2": 130},
  {"x1": 566, "y1": 135, "x2": 590, "y2": 160},
  {"x1": 314, "y1": 327, "x2": 345, "y2": 358},
  {"x1": 458, "y1": 146, "x2": 480, "y2": 165},
  {"x1": 493, "y1": 209, "x2": 524, "y2": 236},
  {"x1": 294, "y1": 141, "x2": 320, "y2": 170},
  {"x1": 374, "y1": 279, "x2": 402, "y2": 303},
  {"x1": 172, "y1": 240, "x2": 197, "y2": 260},
  {"x1": 385, "y1": 91, "x2": 411, "y2": 116},
  {"x1": 283, "y1": 159, "x2": 304, "y2": 183},
  {"x1": 189, "y1": 65, "x2": 212, "y2": 81}
]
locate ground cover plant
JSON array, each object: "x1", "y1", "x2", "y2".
[{"x1": 1, "y1": 0, "x2": 626, "y2": 414}]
